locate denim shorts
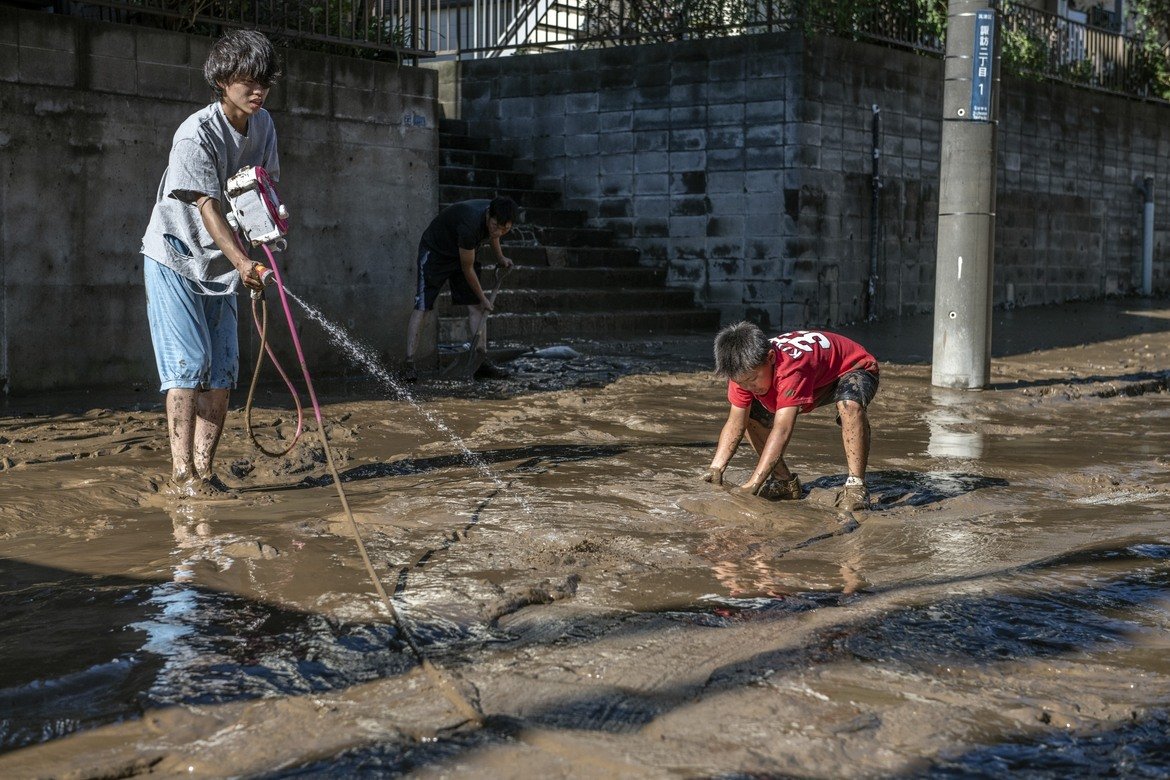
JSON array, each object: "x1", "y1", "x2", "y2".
[{"x1": 144, "y1": 255, "x2": 239, "y2": 392}]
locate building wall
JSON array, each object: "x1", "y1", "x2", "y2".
[
  {"x1": 447, "y1": 33, "x2": 1168, "y2": 329},
  {"x1": 0, "y1": 10, "x2": 437, "y2": 393}
]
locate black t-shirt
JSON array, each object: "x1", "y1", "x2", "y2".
[{"x1": 420, "y1": 200, "x2": 490, "y2": 258}]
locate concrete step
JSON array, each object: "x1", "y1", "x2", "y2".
[
  {"x1": 440, "y1": 148, "x2": 518, "y2": 170},
  {"x1": 531, "y1": 226, "x2": 616, "y2": 248},
  {"x1": 440, "y1": 206, "x2": 587, "y2": 230},
  {"x1": 432, "y1": 124, "x2": 720, "y2": 354},
  {"x1": 516, "y1": 206, "x2": 587, "y2": 228},
  {"x1": 507, "y1": 245, "x2": 640, "y2": 267},
  {"x1": 439, "y1": 184, "x2": 562, "y2": 208},
  {"x1": 481, "y1": 264, "x2": 668, "y2": 290},
  {"x1": 440, "y1": 166, "x2": 536, "y2": 190},
  {"x1": 438, "y1": 132, "x2": 492, "y2": 152},
  {"x1": 439, "y1": 118, "x2": 472, "y2": 135},
  {"x1": 439, "y1": 308, "x2": 721, "y2": 342},
  {"x1": 435, "y1": 286, "x2": 698, "y2": 315}
]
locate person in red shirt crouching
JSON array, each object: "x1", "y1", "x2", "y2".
[{"x1": 702, "y1": 322, "x2": 880, "y2": 511}]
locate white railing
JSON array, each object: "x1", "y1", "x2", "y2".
[{"x1": 431, "y1": 0, "x2": 585, "y2": 57}]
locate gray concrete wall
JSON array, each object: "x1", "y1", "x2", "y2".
[
  {"x1": 447, "y1": 33, "x2": 1169, "y2": 329},
  {"x1": 0, "y1": 10, "x2": 437, "y2": 394}
]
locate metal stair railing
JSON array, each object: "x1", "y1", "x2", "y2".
[
  {"x1": 36, "y1": 0, "x2": 436, "y2": 60},
  {"x1": 495, "y1": 0, "x2": 581, "y2": 52},
  {"x1": 435, "y1": 0, "x2": 582, "y2": 58}
]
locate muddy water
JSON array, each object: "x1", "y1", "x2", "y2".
[{"x1": 1, "y1": 301, "x2": 1169, "y2": 777}]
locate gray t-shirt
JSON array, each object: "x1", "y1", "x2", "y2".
[{"x1": 141, "y1": 102, "x2": 279, "y2": 295}]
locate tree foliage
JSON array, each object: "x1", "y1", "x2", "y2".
[
  {"x1": 1131, "y1": 0, "x2": 1170, "y2": 97},
  {"x1": 578, "y1": 0, "x2": 1167, "y2": 99}
]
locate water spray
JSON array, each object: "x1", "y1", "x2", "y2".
[{"x1": 224, "y1": 166, "x2": 484, "y2": 726}]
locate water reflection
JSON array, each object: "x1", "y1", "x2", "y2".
[
  {"x1": 0, "y1": 559, "x2": 160, "y2": 752},
  {"x1": 926, "y1": 388, "x2": 987, "y2": 460},
  {"x1": 126, "y1": 507, "x2": 219, "y2": 685},
  {"x1": 697, "y1": 529, "x2": 867, "y2": 605},
  {"x1": 128, "y1": 507, "x2": 413, "y2": 710},
  {"x1": 707, "y1": 551, "x2": 792, "y2": 599}
]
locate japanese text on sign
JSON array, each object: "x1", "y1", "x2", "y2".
[{"x1": 969, "y1": 9, "x2": 995, "y2": 121}]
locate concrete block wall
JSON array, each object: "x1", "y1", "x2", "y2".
[
  {"x1": 0, "y1": 10, "x2": 438, "y2": 393},
  {"x1": 446, "y1": 33, "x2": 1169, "y2": 329},
  {"x1": 449, "y1": 34, "x2": 819, "y2": 329},
  {"x1": 786, "y1": 36, "x2": 945, "y2": 326},
  {"x1": 995, "y1": 81, "x2": 1167, "y2": 306}
]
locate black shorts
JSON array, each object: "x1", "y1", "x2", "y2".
[
  {"x1": 414, "y1": 246, "x2": 481, "y2": 311},
  {"x1": 749, "y1": 370, "x2": 880, "y2": 427}
]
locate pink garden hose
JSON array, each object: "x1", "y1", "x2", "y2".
[{"x1": 253, "y1": 241, "x2": 482, "y2": 726}]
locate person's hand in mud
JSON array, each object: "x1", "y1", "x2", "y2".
[{"x1": 701, "y1": 465, "x2": 725, "y2": 486}]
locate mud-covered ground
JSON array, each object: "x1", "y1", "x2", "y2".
[{"x1": 2, "y1": 299, "x2": 1169, "y2": 778}]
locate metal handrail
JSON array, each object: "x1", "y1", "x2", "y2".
[
  {"x1": 7, "y1": 0, "x2": 1165, "y2": 101},
  {"x1": 441, "y1": 0, "x2": 947, "y2": 58},
  {"x1": 1001, "y1": 3, "x2": 1163, "y2": 99},
  {"x1": 39, "y1": 0, "x2": 436, "y2": 59}
]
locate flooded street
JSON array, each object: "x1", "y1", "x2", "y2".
[{"x1": 2, "y1": 300, "x2": 1169, "y2": 777}]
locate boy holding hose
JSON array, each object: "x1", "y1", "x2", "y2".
[{"x1": 140, "y1": 30, "x2": 281, "y2": 499}]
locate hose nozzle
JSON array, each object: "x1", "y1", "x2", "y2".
[{"x1": 250, "y1": 264, "x2": 277, "y2": 299}]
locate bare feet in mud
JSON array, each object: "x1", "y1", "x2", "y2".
[{"x1": 164, "y1": 474, "x2": 240, "y2": 501}]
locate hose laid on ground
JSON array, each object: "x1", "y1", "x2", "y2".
[{"x1": 258, "y1": 243, "x2": 484, "y2": 727}]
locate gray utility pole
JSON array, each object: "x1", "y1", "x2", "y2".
[{"x1": 931, "y1": 0, "x2": 1001, "y2": 389}]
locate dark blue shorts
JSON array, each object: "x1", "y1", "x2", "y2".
[{"x1": 414, "y1": 245, "x2": 481, "y2": 310}]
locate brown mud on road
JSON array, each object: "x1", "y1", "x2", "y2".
[{"x1": 2, "y1": 299, "x2": 1169, "y2": 777}]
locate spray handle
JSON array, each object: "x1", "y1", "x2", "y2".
[
  {"x1": 254, "y1": 264, "x2": 276, "y2": 287},
  {"x1": 249, "y1": 264, "x2": 277, "y2": 299}
]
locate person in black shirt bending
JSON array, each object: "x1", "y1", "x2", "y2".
[{"x1": 404, "y1": 197, "x2": 518, "y2": 381}]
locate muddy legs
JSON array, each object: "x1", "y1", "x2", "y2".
[
  {"x1": 467, "y1": 303, "x2": 489, "y2": 352},
  {"x1": 405, "y1": 308, "x2": 431, "y2": 363},
  {"x1": 837, "y1": 400, "x2": 870, "y2": 480},
  {"x1": 166, "y1": 387, "x2": 229, "y2": 482},
  {"x1": 167, "y1": 389, "x2": 199, "y2": 482},
  {"x1": 194, "y1": 388, "x2": 229, "y2": 477}
]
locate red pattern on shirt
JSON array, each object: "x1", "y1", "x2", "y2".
[{"x1": 727, "y1": 330, "x2": 878, "y2": 414}]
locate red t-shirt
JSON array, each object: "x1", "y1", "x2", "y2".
[{"x1": 727, "y1": 330, "x2": 879, "y2": 414}]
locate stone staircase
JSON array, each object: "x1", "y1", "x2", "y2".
[{"x1": 434, "y1": 119, "x2": 719, "y2": 352}]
